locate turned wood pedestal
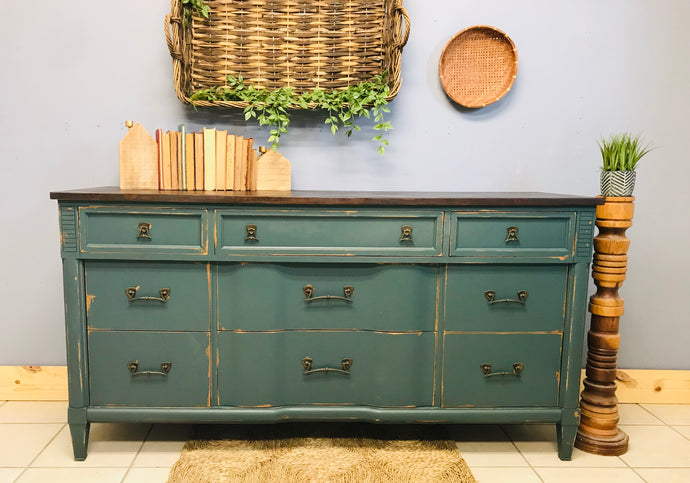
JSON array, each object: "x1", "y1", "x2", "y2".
[{"x1": 575, "y1": 196, "x2": 634, "y2": 456}]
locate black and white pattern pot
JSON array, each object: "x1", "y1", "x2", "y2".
[{"x1": 600, "y1": 170, "x2": 636, "y2": 197}]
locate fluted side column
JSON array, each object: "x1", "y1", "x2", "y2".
[{"x1": 575, "y1": 196, "x2": 634, "y2": 456}]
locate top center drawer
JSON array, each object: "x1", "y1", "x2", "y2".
[{"x1": 216, "y1": 209, "x2": 444, "y2": 256}]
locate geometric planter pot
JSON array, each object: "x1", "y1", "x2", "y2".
[{"x1": 600, "y1": 171, "x2": 636, "y2": 197}]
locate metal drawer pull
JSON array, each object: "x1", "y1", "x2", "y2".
[
  {"x1": 400, "y1": 225, "x2": 413, "y2": 242},
  {"x1": 137, "y1": 222, "x2": 152, "y2": 240},
  {"x1": 302, "y1": 356, "x2": 353, "y2": 375},
  {"x1": 303, "y1": 284, "x2": 354, "y2": 303},
  {"x1": 127, "y1": 361, "x2": 172, "y2": 376},
  {"x1": 484, "y1": 290, "x2": 528, "y2": 304},
  {"x1": 245, "y1": 224, "x2": 259, "y2": 241},
  {"x1": 505, "y1": 226, "x2": 519, "y2": 243},
  {"x1": 480, "y1": 363, "x2": 523, "y2": 377},
  {"x1": 125, "y1": 287, "x2": 171, "y2": 302}
]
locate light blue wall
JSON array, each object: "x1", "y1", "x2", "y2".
[{"x1": 1, "y1": 1, "x2": 688, "y2": 368}]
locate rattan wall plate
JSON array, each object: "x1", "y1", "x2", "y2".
[
  {"x1": 439, "y1": 25, "x2": 518, "y2": 108},
  {"x1": 165, "y1": 0, "x2": 410, "y2": 108}
]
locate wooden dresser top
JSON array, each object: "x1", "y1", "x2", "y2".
[{"x1": 50, "y1": 187, "x2": 603, "y2": 207}]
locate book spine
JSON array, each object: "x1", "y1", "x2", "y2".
[
  {"x1": 155, "y1": 129, "x2": 164, "y2": 189},
  {"x1": 169, "y1": 131, "x2": 178, "y2": 190},
  {"x1": 179, "y1": 124, "x2": 187, "y2": 190},
  {"x1": 185, "y1": 132, "x2": 195, "y2": 191},
  {"x1": 194, "y1": 132, "x2": 204, "y2": 190},
  {"x1": 203, "y1": 128, "x2": 216, "y2": 191}
]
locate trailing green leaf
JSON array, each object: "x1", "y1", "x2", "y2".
[
  {"x1": 598, "y1": 133, "x2": 652, "y2": 171},
  {"x1": 190, "y1": 73, "x2": 393, "y2": 154},
  {"x1": 182, "y1": 0, "x2": 209, "y2": 24}
]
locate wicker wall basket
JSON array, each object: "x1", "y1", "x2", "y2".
[
  {"x1": 165, "y1": 0, "x2": 410, "y2": 108},
  {"x1": 439, "y1": 25, "x2": 518, "y2": 109}
]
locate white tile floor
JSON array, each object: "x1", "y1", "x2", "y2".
[{"x1": 0, "y1": 400, "x2": 688, "y2": 482}]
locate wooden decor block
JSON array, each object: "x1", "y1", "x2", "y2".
[
  {"x1": 256, "y1": 149, "x2": 291, "y2": 191},
  {"x1": 119, "y1": 122, "x2": 158, "y2": 189}
]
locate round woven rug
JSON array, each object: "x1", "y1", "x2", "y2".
[{"x1": 167, "y1": 423, "x2": 475, "y2": 483}]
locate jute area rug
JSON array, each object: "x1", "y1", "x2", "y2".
[{"x1": 167, "y1": 423, "x2": 475, "y2": 483}]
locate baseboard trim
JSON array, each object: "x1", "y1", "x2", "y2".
[
  {"x1": 597, "y1": 369, "x2": 690, "y2": 404},
  {"x1": 0, "y1": 366, "x2": 68, "y2": 401},
  {"x1": 1, "y1": 366, "x2": 688, "y2": 403}
]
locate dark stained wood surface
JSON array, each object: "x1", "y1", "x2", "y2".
[{"x1": 50, "y1": 186, "x2": 604, "y2": 206}]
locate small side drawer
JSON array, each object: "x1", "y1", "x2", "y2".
[
  {"x1": 450, "y1": 211, "x2": 575, "y2": 259},
  {"x1": 88, "y1": 331, "x2": 211, "y2": 407},
  {"x1": 444, "y1": 265, "x2": 567, "y2": 332},
  {"x1": 85, "y1": 261, "x2": 210, "y2": 331},
  {"x1": 216, "y1": 209, "x2": 443, "y2": 256},
  {"x1": 218, "y1": 263, "x2": 438, "y2": 331},
  {"x1": 442, "y1": 333, "x2": 562, "y2": 407},
  {"x1": 79, "y1": 207, "x2": 208, "y2": 255},
  {"x1": 217, "y1": 331, "x2": 435, "y2": 407}
]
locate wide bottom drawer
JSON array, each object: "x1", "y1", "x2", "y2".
[
  {"x1": 217, "y1": 331, "x2": 435, "y2": 407},
  {"x1": 442, "y1": 333, "x2": 562, "y2": 407},
  {"x1": 88, "y1": 331, "x2": 211, "y2": 406}
]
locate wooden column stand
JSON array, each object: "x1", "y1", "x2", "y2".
[{"x1": 575, "y1": 196, "x2": 634, "y2": 455}]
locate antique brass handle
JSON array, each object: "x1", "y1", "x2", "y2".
[
  {"x1": 127, "y1": 361, "x2": 172, "y2": 376},
  {"x1": 400, "y1": 225, "x2": 413, "y2": 242},
  {"x1": 137, "y1": 222, "x2": 152, "y2": 240},
  {"x1": 303, "y1": 284, "x2": 354, "y2": 303},
  {"x1": 505, "y1": 226, "x2": 519, "y2": 243},
  {"x1": 125, "y1": 287, "x2": 171, "y2": 303},
  {"x1": 484, "y1": 290, "x2": 528, "y2": 304},
  {"x1": 245, "y1": 224, "x2": 259, "y2": 241},
  {"x1": 302, "y1": 357, "x2": 353, "y2": 375},
  {"x1": 480, "y1": 363, "x2": 523, "y2": 377}
]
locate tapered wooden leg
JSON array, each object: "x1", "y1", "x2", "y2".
[
  {"x1": 68, "y1": 406, "x2": 90, "y2": 461},
  {"x1": 69, "y1": 422, "x2": 90, "y2": 461},
  {"x1": 557, "y1": 422, "x2": 578, "y2": 461},
  {"x1": 575, "y1": 197, "x2": 633, "y2": 456}
]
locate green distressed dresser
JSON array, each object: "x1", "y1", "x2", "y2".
[{"x1": 50, "y1": 188, "x2": 602, "y2": 460}]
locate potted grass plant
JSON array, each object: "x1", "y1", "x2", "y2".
[{"x1": 598, "y1": 133, "x2": 652, "y2": 197}]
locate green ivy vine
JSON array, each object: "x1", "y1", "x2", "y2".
[
  {"x1": 190, "y1": 74, "x2": 393, "y2": 155},
  {"x1": 182, "y1": 0, "x2": 209, "y2": 23}
]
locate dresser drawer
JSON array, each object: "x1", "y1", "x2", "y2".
[
  {"x1": 79, "y1": 207, "x2": 208, "y2": 255},
  {"x1": 217, "y1": 331, "x2": 435, "y2": 407},
  {"x1": 450, "y1": 212, "x2": 575, "y2": 259},
  {"x1": 218, "y1": 263, "x2": 438, "y2": 331},
  {"x1": 444, "y1": 265, "x2": 567, "y2": 331},
  {"x1": 216, "y1": 209, "x2": 443, "y2": 256},
  {"x1": 88, "y1": 331, "x2": 211, "y2": 407},
  {"x1": 85, "y1": 261, "x2": 211, "y2": 331},
  {"x1": 442, "y1": 334, "x2": 562, "y2": 407}
]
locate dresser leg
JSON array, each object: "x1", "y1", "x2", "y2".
[
  {"x1": 556, "y1": 422, "x2": 578, "y2": 460},
  {"x1": 68, "y1": 422, "x2": 90, "y2": 461}
]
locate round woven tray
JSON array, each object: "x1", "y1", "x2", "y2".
[{"x1": 439, "y1": 25, "x2": 518, "y2": 108}]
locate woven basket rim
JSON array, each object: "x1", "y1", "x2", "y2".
[{"x1": 438, "y1": 25, "x2": 518, "y2": 109}]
